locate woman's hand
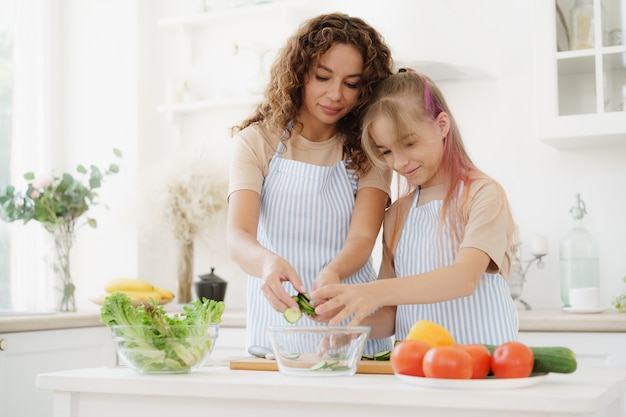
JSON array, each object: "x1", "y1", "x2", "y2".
[
  {"x1": 311, "y1": 282, "x2": 380, "y2": 326},
  {"x1": 260, "y1": 255, "x2": 306, "y2": 314}
]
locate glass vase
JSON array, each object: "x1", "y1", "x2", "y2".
[{"x1": 49, "y1": 228, "x2": 76, "y2": 312}]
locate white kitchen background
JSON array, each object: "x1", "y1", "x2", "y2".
[{"x1": 3, "y1": 0, "x2": 626, "y2": 314}]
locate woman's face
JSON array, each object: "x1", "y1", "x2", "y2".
[
  {"x1": 299, "y1": 43, "x2": 363, "y2": 139},
  {"x1": 370, "y1": 113, "x2": 449, "y2": 188}
]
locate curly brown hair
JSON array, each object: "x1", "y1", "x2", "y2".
[{"x1": 231, "y1": 13, "x2": 393, "y2": 175}]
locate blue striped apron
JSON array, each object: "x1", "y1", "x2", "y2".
[
  {"x1": 246, "y1": 142, "x2": 393, "y2": 354},
  {"x1": 394, "y1": 188, "x2": 519, "y2": 345}
]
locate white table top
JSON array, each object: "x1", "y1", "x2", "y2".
[{"x1": 37, "y1": 364, "x2": 626, "y2": 416}]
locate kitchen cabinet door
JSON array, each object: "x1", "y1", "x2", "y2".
[
  {"x1": 519, "y1": 331, "x2": 626, "y2": 367},
  {"x1": 533, "y1": 0, "x2": 626, "y2": 149},
  {"x1": 211, "y1": 326, "x2": 246, "y2": 359},
  {"x1": 0, "y1": 326, "x2": 115, "y2": 417}
]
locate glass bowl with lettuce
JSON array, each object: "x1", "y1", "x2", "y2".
[{"x1": 100, "y1": 291, "x2": 225, "y2": 374}]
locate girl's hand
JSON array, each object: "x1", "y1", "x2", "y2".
[
  {"x1": 311, "y1": 268, "x2": 343, "y2": 322},
  {"x1": 260, "y1": 255, "x2": 306, "y2": 314},
  {"x1": 311, "y1": 283, "x2": 380, "y2": 326}
]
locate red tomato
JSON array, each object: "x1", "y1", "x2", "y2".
[
  {"x1": 390, "y1": 340, "x2": 431, "y2": 377},
  {"x1": 458, "y1": 344, "x2": 491, "y2": 379},
  {"x1": 490, "y1": 341, "x2": 534, "y2": 379},
  {"x1": 422, "y1": 346, "x2": 473, "y2": 379}
]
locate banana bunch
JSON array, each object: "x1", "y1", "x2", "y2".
[{"x1": 103, "y1": 278, "x2": 174, "y2": 305}]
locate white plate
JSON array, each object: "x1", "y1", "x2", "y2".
[
  {"x1": 561, "y1": 307, "x2": 607, "y2": 314},
  {"x1": 395, "y1": 373, "x2": 548, "y2": 390}
]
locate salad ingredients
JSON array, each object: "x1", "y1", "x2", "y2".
[
  {"x1": 485, "y1": 344, "x2": 578, "y2": 374},
  {"x1": 101, "y1": 291, "x2": 225, "y2": 373},
  {"x1": 490, "y1": 341, "x2": 535, "y2": 379},
  {"x1": 283, "y1": 293, "x2": 316, "y2": 323},
  {"x1": 405, "y1": 319, "x2": 455, "y2": 347},
  {"x1": 422, "y1": 346, "x2": 473, "y2": 379},
  {"x1": 390, "y1": 340, "x2": 431, "y2": 377},
  {"x1": 458, "y1": 344, "x2": 491, "y2": 379}
]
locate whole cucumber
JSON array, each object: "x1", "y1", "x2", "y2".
[{"x1": 484, "y1": 344, "x2": 577, "y2": 374}]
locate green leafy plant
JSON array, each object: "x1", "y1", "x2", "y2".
[
  {"x1": 0, "y1": 149, "x2": 122, "y2": 312},
  {"x1": 0, "y1": 148, "x2": 122, "y2": 233},
  {"x1": 613, "y1": 276, "x2": 626, "y2": 313}
]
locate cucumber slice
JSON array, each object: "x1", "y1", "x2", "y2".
[
  {"x1": 295, "y1": 293, "x2": 317, "y2": 317},
  {"x1": 310, "y1": 360, "x2": 328, "y2": 371},
  {"x1": 283, "y1": 352, "x2": 300, "y2": 360},
  {"x1": 373, "y1": 350, "x2": 391, "y2": 361},
  {"x1": 283, "y1": 307, "x2": 302, "y2": 323}
]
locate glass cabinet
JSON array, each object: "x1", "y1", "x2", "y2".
[{"x1": 533, "y1": 0, "x2": 626, "y2": 148}]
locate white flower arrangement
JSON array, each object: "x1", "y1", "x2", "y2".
[
  {"x1": 155, "y1": 153, "x2": 229, "y2": 304},
  {"x1": 162, "y1": 168, "x2": 228, "y2": 243}
]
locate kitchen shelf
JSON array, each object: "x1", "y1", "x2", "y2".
[
  {"x1": 533, "y1": 0, "x2": 626, "y2": 149},
  {"x1": 158, "y1": 95, "x2": 262, "y2": 115},
  {"x1": 157, "y1": 1, "x2": 311, "y2": 30}
]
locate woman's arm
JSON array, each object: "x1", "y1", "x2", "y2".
[
  {"x1": 227, "y1": 189, "x2": 305, "y2": 312},
  {"x1": 313, "y1": 187, "x2": 388, "y2": 288}
]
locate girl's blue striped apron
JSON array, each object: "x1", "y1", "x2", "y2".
[
  {"x1": 246, "y1": 142, "x2": 393, "y2": 354},
  {"x1": 394, "y1": 187, "x2": 519, "y2": 345}
]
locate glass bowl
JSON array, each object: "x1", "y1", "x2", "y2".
[
  {"x1": 111, "y1": 324, "x2": 219, "y2": 374},
  {"x1": 267, "y1": 325, "x2": 370, "y2": 377}
]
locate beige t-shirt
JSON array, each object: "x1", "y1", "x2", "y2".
[
  {"x1": 383, "y1": 179, "x2": 513, "y2": 279},
  {"x1": 228, "y1": 124, "x2": 391, "y2": 197}
]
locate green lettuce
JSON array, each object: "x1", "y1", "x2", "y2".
[{"x1": 101, "y1": 292, "x2": 225, "y2": 373}]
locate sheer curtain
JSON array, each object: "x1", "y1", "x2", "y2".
[{"x1": 9, "y1": 0, "x2": 57, "y2": 311}]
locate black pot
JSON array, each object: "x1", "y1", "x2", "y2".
[{"x1": 195, "y1": 267, "x2": 227, "y2": 302}]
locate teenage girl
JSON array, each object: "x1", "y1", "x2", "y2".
[{"x1": 312, "y1": 70, "x2": 519, "y2": 345}]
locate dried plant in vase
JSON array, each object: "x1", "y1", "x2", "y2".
[{"x1": 162, "y1": 162, "x2": 228, "y2": 303}]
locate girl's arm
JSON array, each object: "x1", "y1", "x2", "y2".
[
  {"x1": 227, "y1": 189, "x2": 304, "y2": 312},
  {"x1": 313, "y1": 247, "x2": 490, "y2": 326}
]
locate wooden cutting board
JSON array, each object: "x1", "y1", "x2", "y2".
[{"x1": 229, "y1": 358, "x2": 393, "y2": 374}]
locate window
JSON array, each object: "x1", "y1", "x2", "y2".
[
  {"x1": 0, "y1": 0, "x2": 54, "y2": 312},
  {"x1": 0, "y1": 0, "x2": 15, "y2": 310}
]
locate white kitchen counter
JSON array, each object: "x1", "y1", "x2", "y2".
[
  {"x1": 2, "y1": 307, "x2": 625, "y2": 333},
  {"x1": 37, "y1": 364, "x2": 626, "y2": 417},
  {"x1": 0, "y1": 305, "x2": 247, "y2": 333}
]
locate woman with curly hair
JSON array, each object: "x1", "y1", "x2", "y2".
[{"x1": 227, "y1": 12, "x2": 394, "y2": 353}]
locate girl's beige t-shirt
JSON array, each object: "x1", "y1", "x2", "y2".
[
  {"x1": 382, "y1": 180, "x2": 513, "y2": 279},
  {"x1": 228, "y1": 124, "x2": 391, "y2": 198}
]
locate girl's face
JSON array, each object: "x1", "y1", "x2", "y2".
[
  {"x1": 370, "y1": 113, "x2": 450, "y2": 188},
  {"x1": 299, "y1": 43, "x2": 363, "y2": 138}
]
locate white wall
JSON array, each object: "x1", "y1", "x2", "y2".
[
  {"x1": 57, "y1": 0, "x2": 142, "y2": 309},
  {"x1": 60, "y1": 0, "x2": 626, "y2": 313}
]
